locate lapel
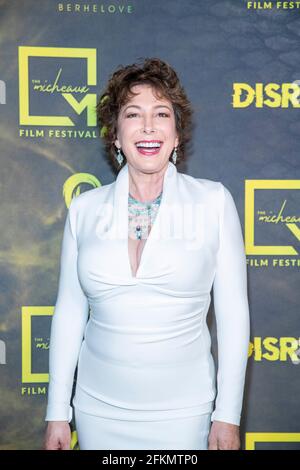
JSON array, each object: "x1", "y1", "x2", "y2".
[{"x1": 110, "y1": 160, "x2": 180, "y2": 280}]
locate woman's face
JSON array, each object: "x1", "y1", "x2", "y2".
[{"x1": 115, "y1": 84, "x2": 179, "y2": 173}]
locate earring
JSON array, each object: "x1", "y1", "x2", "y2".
[
  {"x1": 115, "y1": 147, "x2": 124, "y2": 166},
  {"x1": 171, "y1": 147, "x2": 177, "y2": 165}
]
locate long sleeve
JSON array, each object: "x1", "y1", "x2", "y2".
[
  {"x1": 211, "y1": 183, "x2": 250, "y2": 426},
  {"x1": 45, "y1": 198, "x2": 89, "y2": 423}
]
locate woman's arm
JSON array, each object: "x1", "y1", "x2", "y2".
[
  {"x1": 211, "y1": 182, "x2": 250, "y2": 427},
  {"x1": 45, "y1": 197, "x2": 89, "y2": 423}
]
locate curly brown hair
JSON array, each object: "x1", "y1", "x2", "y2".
[{"x1": 96, "y1": 57, "x2": 194, "y2": 171}]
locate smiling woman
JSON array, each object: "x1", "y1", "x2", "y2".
[
  {"x1": 44, "y1": 57, "x2": 250, "y2": 451},
  {"x1": 97, "y1": 57, "x2": 193, "y2": 171}
]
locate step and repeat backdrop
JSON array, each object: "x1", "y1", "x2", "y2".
[{"x1": 0, "y1": 0, "x2": 299, "y2": 450}]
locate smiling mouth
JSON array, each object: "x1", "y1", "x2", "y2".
[
  {"x1": 135, "y1": 141, "x2": 163, "y2": 156},
  {"x1": 135, "y1": 140, "x2": 163, "y2": 149}
]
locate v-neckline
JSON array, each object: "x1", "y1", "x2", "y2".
[
  {"x1": 111, "y1": 161, "x2": 177, "y2": 281},
  {"x1": 127, "y1": 187, "x2": 165, "y2": 280},
  {"x1": 128, "y1": 232, "x2": 150, "y2": 279},
  {"x1": 127, "y1": 191, "x2": 163, "y2": 278}
]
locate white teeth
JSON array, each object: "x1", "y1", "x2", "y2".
[{"x1": 136, "y1": 142, "x2": 161, "y2": 148}]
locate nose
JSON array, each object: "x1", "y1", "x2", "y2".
[{"x1": 142, "y1": 114, "x2": 155, "y2": 133}]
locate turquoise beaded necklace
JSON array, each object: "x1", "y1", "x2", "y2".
[{"x1": 128, "y1": 191, "x2": 163, "y2": 240}]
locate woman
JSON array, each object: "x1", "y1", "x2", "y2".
[{"x1": 43, "y1": 58, "x2": 250, "y2": 450}]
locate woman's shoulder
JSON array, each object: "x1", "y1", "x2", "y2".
[
  {"x1": 68, "y1": 181, "x2": 114, "y2": 214},
  {"x1": 177, "y1": 171, "x2": 235, "y2": 212},
  {"x1": 179, "y1": 171, "x2": 224, "y2": 195}
]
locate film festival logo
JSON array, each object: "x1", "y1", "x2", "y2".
[
  {"x1": 21, "y1": 306, "x2": 79, "y2": 447},
  {"x1": 21, "y1": 306, "x2": 54, "y2": 394},
  {"x1": 18, "y1": 46, "x2": 98, "y2": 138},
  {"x1": 245, "y1": 180, "x2": 300, "y2": 263}
]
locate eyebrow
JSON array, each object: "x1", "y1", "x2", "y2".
[{"x1": 123, "y1": 104, "x2": 172, "y2": 112}]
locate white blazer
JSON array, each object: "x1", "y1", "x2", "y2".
[{"x1": 45, "y1": 161, "x2": 250, "y2": 426}]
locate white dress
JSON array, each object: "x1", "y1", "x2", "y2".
[{"x1": 45, "y1": 161, "x2": 250, "y2": 450}]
